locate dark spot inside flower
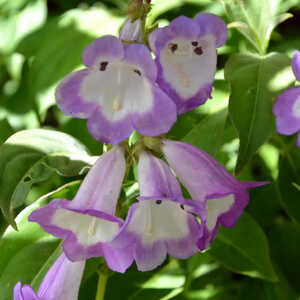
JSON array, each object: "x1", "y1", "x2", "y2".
[
  {"x1": 134, "y1": 69, "x2": 141, "y2": 76},
  {"x1": 180, "y1": 204, "x2": 184, "y2": 210},
  {"x1": 191, "y1": 41, "x2": 198, "y2": 47},
  {"x1": 156, "y1": 200, "x2": 162, "y2": 205},
  {"x1": 24, "y1": 176, "x2": 31, "y2": 182},
  {"x1": 168, "y1": 43, "x2": 178, "y2": 53},
  {"x1": 194, "y1": 47, "x2": 203, "y2": 55},
  {"x1": 99, "y1": 61, "x2": 108, "y2": 71}
]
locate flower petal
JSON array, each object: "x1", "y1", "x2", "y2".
[
  {"x1": 194, "y1": 13, "x2": 228, "y2": 47},
  {"x1": 114, "y1": 199, "x2": 199, "y2": 271},
  {"x1": 292, "y1": 50, "x2": 300, "y2": 81},
  {"x1": 120, "y1": 18, "x2": 143, "y2": 43},
  {"x1": 14, "y1": 282, "x2": 39, "y2": 300},
  {"x1": 78, "y1": 55, "x2": 169, "y2": 144},
  {"x1": 162, "y1": 140, "x2": 242, "y2": 200},
  {"x1": 124, "y1": 43, "x2": 157, "y2": 82},
  {"x1": 197, "y1": 192, "x2": 249, "y2": 250},
  {"x1": 55, "y1": 69, "x2": 97, "y2": 119},
  {"x1": 138, "y1": 151, "x2": 182, "y2": 198},
  {"x1": 273, "y1": 87, "x2": 300, "y2": 135},
  {"x1": 38, "y1": 254, "x2": 85, "y2": 300},
  {"x1": 87, "y1": 108, "x2": 134, "y2": 145},
  {"x1": 151, "y1": 16, "x2": 218, "y2": 114},
  {"x1": 131, "y1": 86, "x2": 177, "y2": 142},
  {"x1": 82, "y1": 35, "x2": 124, "y2": 67},
  {"x1": 162, "y1": 140, "x2": 268, "y2": 250},
  {"x1": 71, "y1": 146, "x2": 126, "y2": 214},
  {"x1": 102, "y1": 244, "x2": 134, "y2": 273},
  {"x1": 29, "y1": 199, "x2": 122, "y2": 261}
]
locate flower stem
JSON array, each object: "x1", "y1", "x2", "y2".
[{"x1": 95, "y1": 266, "x2": 110, "y2": 300}]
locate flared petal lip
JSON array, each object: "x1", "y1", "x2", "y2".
[
  {"x1": 111, "y1": 201, "x2": 201, "y2": 271},
  {"x1": 194, "y1": 13, "x2": 228, "y2": 48},
  {"x1": 197, "y1": 190, "x2": 249, "y2": 250},
  {"x1": 150, "y1": 13, "x2": 227, "y2": 55},
  {"x1": 155, "y1": 66, "x2": 213, "y2": 114},
  {"x1": 29, "y1": 199, "x2": 123, "y2": 261},
  {"x1": 151, "y1": 16, "x2": 200, "y2": 53},
  {"x1": 82, "y1": 35, "x2": 125, "y2": 68},
  {"x1": 273, "y1": 87, "x2": 300, "y2": 135},
  {"x1": 87, "y1": 107, "x2": 134, "y2": 145}
]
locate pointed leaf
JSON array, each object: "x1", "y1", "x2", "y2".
[
  {"x1": 0, "y1": 129, "x2": 94, "y2": 227},
  {"x1": 225, "y1": 52, "x2": 294, "y2": 174},
  {"x1": 207, "y1": 213, "x2": 278, "y2": 281}
]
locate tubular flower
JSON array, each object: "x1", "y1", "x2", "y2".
[
  {"x1": 273, "y1": 51, "x2": 300, "y2": 146},
  {"x1": 111, "y1": 151, "x2": 203, "y2": 271},
  {"x1": 14, "y1": 254, "x2": 85, "y2": 300},
  {"x1": 162, "y1": 140, "x2": 268, "y2": 250},
  {"x1": 149, "y1": 13, "x2": 227, "y2": 114},
  {"x1": 55, "y1": 35, "x2": 177, "y2": 145},
  {"x1": 29, "y1": 146, "x2": 133, "y2": 273}
]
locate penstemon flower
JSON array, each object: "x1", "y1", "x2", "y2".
[
  {"x1": 29, "y1": 146, "x2": 133, "y2": 273},
  {"x1": 14, "y1": 254, "x2": 85, "y2": 300},
  {"x1": 149, "y1": 13, "x2": 227, "y2": 114},
  {"x1": 111, "y1": 151, "x2": 203, "y2": 271},
  {"x1": 55, "y1": 35, "x2": 177, "y2": 145},
  {"x1": 161, "y1": 139, "x2": 267, "y2": 249},
  {"x1": 273, "y1": 51, "x2": 300, "y2": 146}
]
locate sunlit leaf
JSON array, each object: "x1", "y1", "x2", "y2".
[
  {"x1": 0, "y1": 129, "x2": 95, "y2": 227},
  {"x1": 225, "y1": 52, "x2": 294, "y2": 174},
  {"x1": 0, "y1": 195, "x2": 59, "y2": 300},
  {"x1": 207, "y1": 213, "x2": 278, "y2": 281}
]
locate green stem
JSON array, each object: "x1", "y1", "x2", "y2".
[{"x1": 95, "y1": 271, "x2": 109, "y2": 300}]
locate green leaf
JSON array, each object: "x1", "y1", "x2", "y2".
[
  {"x1": 0, "y1": 195, "x2": 59, "y2": 300},
  {"x1": 225, "y1": 52, "x2": 294, "y2": 174},
  {"x1": 268, "y1": 221, "x2": 300, "y2": 294},
  {"x1": 238, "y1": 278, "x2": 297, "y2": 300},
  {"x1": 277, "y1": 140, "x2": 300, "y2": 225},
  {"x1": 182, "y1": 109, "x2": 227, "y2": 157},
  {"x1": 0, "y1": 129, "x2": 95, "y2": 227},
  {"x1": 222, "y1": 0, "x2": 293, "y2": 54},
  {"x1": 0, "y1": 118, "x2": 14, "y2": 145},
  {"x1": 207, "y1": 213, "x2": 278, "y2": 282},
  {"x1": 30, "y1": 244, "x2": 62, "y2": 290},
  {"x1": 17, "y1": 7, "x2": 123, "y2": 116}
]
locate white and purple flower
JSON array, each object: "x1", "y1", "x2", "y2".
[
  {"x1": 29, "y1": 146, "x2": 134, "y2": 273},
  {"x1": 273, "y1": 51, "x2": 300, "y2": 146},
  {"x1": 149, "y1": 13, "x2": 227, "y2": 114},
  {"x1": 162, "y1": 139, "x2": 267, "y2": 250},
  {"x1": 14, "y1": 254, "x2": 85, "y2": 300},
  {"x1": 56, "y1": 35, "x2": 177, "y2": 145},
  {"x1": 111, "y1": 151, "x2": 203, "y2": 271}
]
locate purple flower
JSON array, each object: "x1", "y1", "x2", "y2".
[
  {"x1": 29, "y1": 146, "x2": 134, "y2": 273},
  {"x1": 120, "y1": 18, "x2": 143, "y2": 42},
  {"x1": 111, "y1": 151, "x2": 202, "y2": 271},
  {"x1": 273, "y1": 51, "x2": 300, "y2": 146},
  {"x1": 162, "y1": 139, "x2": 267, "y2": 250},
  {"x1": 14, "y1": 254, "x2": 85, "y2": 300},
  {"x1": 55, "y1": 35, "x2": 177, "y2": 145},
  {"x1": 149, "y1": 13, "x2": 227, "y2": 114}
]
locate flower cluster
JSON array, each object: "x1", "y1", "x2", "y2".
[
  {"x1": 14, "y1": 8, "x2": 266, "y2": 300},
  {"x1": 273, "y1": 51, "x2": 300, "y2": 146}
]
